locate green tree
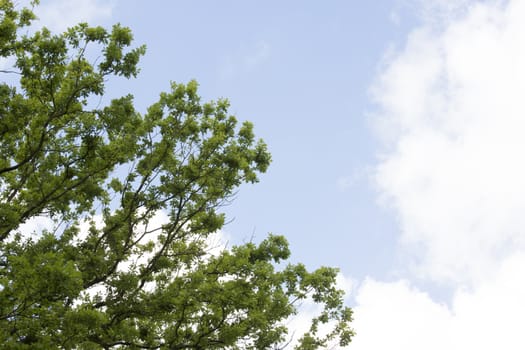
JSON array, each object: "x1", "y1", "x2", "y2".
[{"x1": 0, "y1": 1, "x2": 354, "y2": 349}]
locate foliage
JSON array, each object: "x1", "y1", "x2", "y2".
[{"x1": 0, "y1": 1, "x2": 354, "y2": 348}]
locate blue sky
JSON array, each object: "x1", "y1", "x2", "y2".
[
  {"x1": 53, "y1": 0, "x2": 418, "y2": 282},
  {"x1": 24, "y1": 0, "x2": 525, "y2": 348},
  {"x1": 105, "y1": 0, "x2": 414, "y2": 279}
]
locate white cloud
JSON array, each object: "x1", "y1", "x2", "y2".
[
  {"x1": 372, "y1": 0, "x2": 525, "y2": 286},
  {"x1": 404, "y1": 0, "x2": 478, "y2": 26},
  {"x1": 351, "y1": 252, "x2": 525, "y2": 349},
  {"x1": 33, "y1": 0, "x2": 115, "y2": 32},
  {"x1": 348, "y1": 0, "x2": 525, "y2": 349},
  {"x1": 15, "y1": 215, "x2": 55, "y2": 241},
  {"x1": 351, "y1": 278, "x2": 451, "y2": 350}
]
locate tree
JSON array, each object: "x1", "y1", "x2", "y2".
[{"x1": 0, "y1": 1, "x2": 354, "y2": 348}]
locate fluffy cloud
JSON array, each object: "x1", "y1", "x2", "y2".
[
  {"x1": 349, "y1": 1, "x2": 525, "y2": 349},
  {"x1": 351, "y1": 252, "x2": 525, "y2": 349},
  {"x1": 15, "y1": 215, "x2": 55, "y2": 241},
  {"x1": 373, "y1": 0, "x2": 525, "y2": 286},
  {"x1": 33, "y1": 0, "x2": 115, "y2": 32}
]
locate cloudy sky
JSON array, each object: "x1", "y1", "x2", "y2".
[{"x1": 28, "y1": 0, "x2": 525, "y2": 348}]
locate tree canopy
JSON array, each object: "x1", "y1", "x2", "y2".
[{"x1": 0, "y1": 1, "x2": 354, "y2": 348}]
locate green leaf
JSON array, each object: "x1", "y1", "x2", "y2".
[{"x1": 0, "y1": 2, "x2": 353, "y2": 348}]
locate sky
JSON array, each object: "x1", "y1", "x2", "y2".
[{"x1": 20, "y1": 0, "x2": 525, "y2": 348}]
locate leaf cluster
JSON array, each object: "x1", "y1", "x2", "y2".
[{"x1": 0, "y1": 2, "x2": 353, "y2": 349}]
